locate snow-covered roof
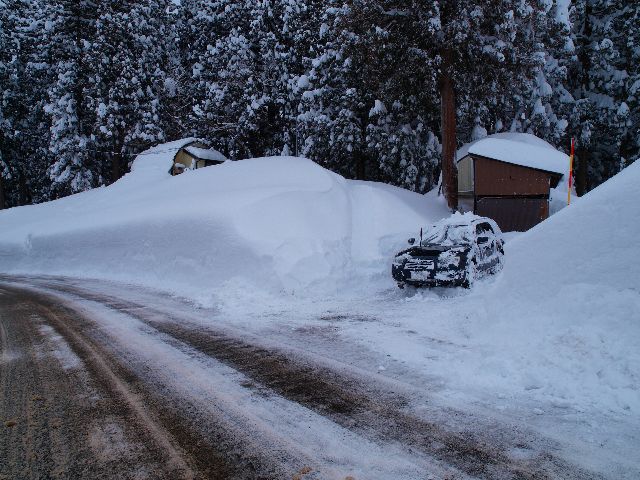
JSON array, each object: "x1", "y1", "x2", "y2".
[
  {"x1": 130, "y1": 138, "x2": 217, "y2": 179},
  {"x1": 184, "y1": 145, "x2": 227, "y2": 162},
  {"x1": 140, "y1": 137, "x2": 200, "y2": 156},
  {"x1": 457, "y1": 132, "x2": 568, "y2": 176}
]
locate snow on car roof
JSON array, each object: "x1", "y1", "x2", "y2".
[
  {"x1": 426, "y1": 212, "x2": 482, "y2": 230},
  {"x1": 457, "y1": 132, "x2": 568, "y2": 175}
]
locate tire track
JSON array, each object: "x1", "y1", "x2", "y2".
[
  {"x1": 0, "y1": 284, "x2": 290, "y2": 480},
  {"x1": 11, "y1": 278, "x2": 603, "y2": 480}
]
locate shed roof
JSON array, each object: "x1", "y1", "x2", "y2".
[
  {"x1": 184, "y1": 145, "x2": 227, "y2": 162},
  {"x1": 131, "y1": 138, "x2": 200, "y2": 180},
  {"x1": 457, "y1": 133, "x2": 568, "y2": 176}
]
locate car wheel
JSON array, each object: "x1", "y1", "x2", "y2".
[
  {"x1": 489, "y1": 251, "x2": 504, "y2": 275},
  {"x1": 463, "y1": 257, "x2": 478, "y2": 288}
]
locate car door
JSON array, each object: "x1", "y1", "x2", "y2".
[{"x1": 474, "y1": 222, "x2": 495, "y2": 271}]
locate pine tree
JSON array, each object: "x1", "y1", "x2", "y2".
[
  {"x1": 1, "y1": 0, "x2": 57, "y2": 205},
  {"x1": 90, "y1": 0, "x2": 169, "y2": 183},
  {"x1": 514, "y1": 1, "x2": 575, "y2": 147},
  {"x1": 297, "y1": 4, "x2": 370, "y2": 179},
  {"x1": 570, "y1": 0, "x2": 639, "y2": 190},
  {"x1": 44, "y1": 0, "x2": 99, "y2": 198},
  {"x1": 187, "y1": 0, "x2": 322, "y2": 159}
]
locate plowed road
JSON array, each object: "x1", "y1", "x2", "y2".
[{"x1": 0, "y1": 276, "x2": 607, "y2": 479}]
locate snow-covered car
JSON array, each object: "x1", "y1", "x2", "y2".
[{"x1": 392, "y1": 214, "x2": 504, "y2": 288}]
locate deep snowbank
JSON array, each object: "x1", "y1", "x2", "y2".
[
  {"x1": 474, "y1": 160, "x2": 640, "y2": 414},
  {"x1": 0, "y1": 156, "x2": 447, "y2": 298}
]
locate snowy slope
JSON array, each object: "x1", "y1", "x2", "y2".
[
  {"x1": 484, "y1": 160, "x2": 640, "y2": 412},
  {"x1": 419, "y1": 161, "x2": 640, "y2": 415},
  {"x1": 376, "y1": 161, "x2": 640, "y2": 419},
  {"x1": 0, "y1": 155, "x2": 448, "y2": 298}
]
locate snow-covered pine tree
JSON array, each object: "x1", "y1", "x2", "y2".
[
  {"x1": 571, "y1": 0, "x2": 639, "y2": 190},
  {"x1": 352, "y1": 6, "x2": 442, "y2": 192},
  {"x1": 506, "y1": 0, "x2": 575, "y2": 149},
  {"x1": 187, "y1": 0, "x2": 253, "y2": 157},
  {"x1": 278, "y1": 0, "x2": 324, "y2": 156},
  {"x1": 44, "y1": 0, "x2": 99, "y2": 198},
  {"x1": 1, "y1": 0, "x2": 60, "y2": 205},
  {"x1": 303, "y1": 1, "x2": 547, "y2": 196},
  {"x1": 432, "y1": 0, "x2": 547, "y2": 208},
  {"x1": 617, "y1": 2, "x2": 640, "y2": 170},
  {"x1": 159, "y1": 0, "x2": 191, "y2": 141},
  {"x1": 90, "y1": 0, "x2": 169, "y2": 183},
  {"x1": 297, "y1": 3, "x2": 376, "y2": 180},
  {"x1": 0, "y1": 0, "x2": 13, "y2": 208},
  {"x1": 188, "y1": 0, "x2": 318, "y2": 159}
]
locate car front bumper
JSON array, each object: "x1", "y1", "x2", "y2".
[{"x1": 392, "y1": 249, "x2": 469, "y2": 288}]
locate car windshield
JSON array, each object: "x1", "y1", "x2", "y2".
[{"x1": 421, "y1": 224, "x2": 471, "y2": 246}]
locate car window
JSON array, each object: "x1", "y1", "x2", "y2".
[{"x1": 475, "y1": 222, "x2": 493, "y2": 235}]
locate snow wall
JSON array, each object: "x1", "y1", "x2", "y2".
[{"x1": 0, "y1": 156, "x2": 448, "y2": 300}]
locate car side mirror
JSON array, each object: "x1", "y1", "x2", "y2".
[
  {"x1": 408, "y1": 238, "x2": 416, "y2": 245},
  {"x1": 477, "y1": 236, "x2": 489, "y2": 244}
]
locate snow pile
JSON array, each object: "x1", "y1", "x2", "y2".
[
  {"x1": 476, "y1": 160, "x2": 640, "y2": 414},
  {"x1": 0, "y1": 154, "x2": 447, "y2": 299}
]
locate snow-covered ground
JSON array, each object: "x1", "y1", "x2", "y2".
[
  {"x1": 0, "y1": 149, "x2": 638, "y2": 477},
  {"x1": 0, "y1": 153, "x2": 448, "y2": 297}
]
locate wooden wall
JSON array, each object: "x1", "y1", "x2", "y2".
[{"x1": 473, "y1": 156, "x2": 551, "y2": 196}]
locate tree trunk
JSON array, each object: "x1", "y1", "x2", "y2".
[
  {"x1": 111, "y1": 133, "x2": 126, "y2": 184},
  {"x1": 0, "y1": 174, "x2": 5, "y2": 210},
  {"x1": 111, "y1": 153, "x2": 120, "y2": 184},
  {"x1": 18, "y1": 169, "x2": 31, "y2": 206},
  {"x1": 440, "y1": 49, "x2": 458, "y2": 210},
  {"x1": 576, "y1": 147, "x2": 588, "y2": 196},
  {"x1": 355, "y1": 150, "x2": 366, "y2": 180}
]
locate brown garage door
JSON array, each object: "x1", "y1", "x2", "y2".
[{"x1": 476, "y1": 197, "x2": 549, "y2": 232}]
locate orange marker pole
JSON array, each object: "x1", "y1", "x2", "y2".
[{"x1": 568, "y1": 137, "x2": 575, "y2": 205}]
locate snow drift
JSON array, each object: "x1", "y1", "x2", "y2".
[
  {"x1": 473, "y1": 160, "x2": 640, "y2": 415},
  {"x1": 0, "y1": 154, "x2": 447, "y2": 299}
]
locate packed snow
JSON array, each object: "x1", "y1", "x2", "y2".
[
  {"x1": 0, "y1": 148, "x2": 638, "y2": 477},
  {"x1": 0, "y1": 152, "x2": 448, "y2": 296}
]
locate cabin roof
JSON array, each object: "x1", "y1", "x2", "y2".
[
  {"x1": 184, "y1": 145, "x2": 226, "y2": 162},
  {"x1": 457, "y1": 133, "x2": 568, "y2": 176}
]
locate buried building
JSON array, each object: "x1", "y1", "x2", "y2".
[
  {"x1": 457, "y1": 133, "x2": 570, "y2": 232},
  {"x1": 149, "y1": 138, "x2": 229, "y2": 176}
]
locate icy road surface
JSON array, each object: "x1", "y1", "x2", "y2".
[{"x1": 0, "y1": 275, "x2": 636, "y2": 480}]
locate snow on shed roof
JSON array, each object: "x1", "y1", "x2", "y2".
[
  {"x1": 130, "y1": 138, "x2": 202, "y2": 180},
  {"x1": 457, "y1": 132, "x2": 568, "y2": 176},
  {"x1": 184, "y1": 145, "x2": 227, "y2": 162}
]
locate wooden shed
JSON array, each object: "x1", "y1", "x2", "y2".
[
  {"x1": 457, "y1": 133, "x2": 567, "y2": 232},
  {"x1": 170, "y1": 140, "x2": 227, "y2": 175}
]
